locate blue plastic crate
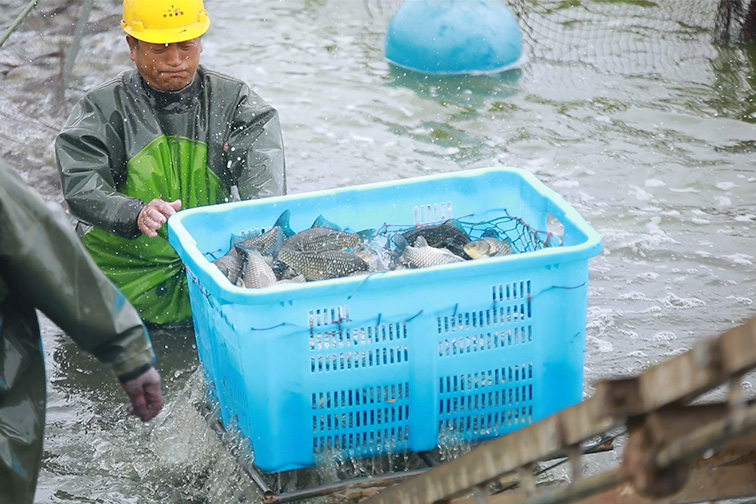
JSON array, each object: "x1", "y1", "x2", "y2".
[{"x1": 167, "y1": 166, "x2": 602, "y2": 474}]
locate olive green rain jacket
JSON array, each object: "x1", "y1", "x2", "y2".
[
  {"x1": 0, "y1": 160, "x2": 156, "y2": 504},
  {"x1": 56, "y1": 66, "x2": 286, "y2": 326}
]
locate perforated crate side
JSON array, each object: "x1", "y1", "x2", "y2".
[{"x1": 167, "y1": 166, "x2": 603, "y2": 474}]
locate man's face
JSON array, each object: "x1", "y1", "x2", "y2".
[{"x1": 127, "y1": 37, "x2": 202, "y2": 92}]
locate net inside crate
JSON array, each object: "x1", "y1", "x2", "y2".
[{"x1": 168, "y1": 167, "x2": 602, "y2": 473}]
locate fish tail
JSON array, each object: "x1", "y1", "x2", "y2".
[
  {"x1": 274, "y1": 209, "x2": 295, "y2": 237},
  {"x1": 357, "y1": 228, "x2": 377, "y2": 241},
  {"x1": 271, "y1": 226, "x2": 285, "y2": 255},
  {"x1": 481, "y1": 227, "x2": 502, "y2": 239},
  {"x1": 446, "y1": 218, "x2": 469, "y2": 233},
  {"x1": 312, "y1": 214, "x2": 342, "y2": 231}
]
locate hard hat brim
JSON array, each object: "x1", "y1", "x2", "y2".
[{"x1": 122, "y1": 19, "x2": 209, "y2": 44}]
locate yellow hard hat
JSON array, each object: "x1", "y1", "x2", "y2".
[{"x1": 121, "y1": 0, "x2": 210, "y2": 44}]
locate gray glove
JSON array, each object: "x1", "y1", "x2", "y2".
[{"x1": 120, "y1": 366, "x2": 163, "y2": 422}]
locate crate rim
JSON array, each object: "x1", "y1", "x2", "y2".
[
  {"x1": 172, "y1": 165, "x2": 584, "y2": 217},
  {"x1": 167, "y1": 166, "x2": 603, "y2": 304}
]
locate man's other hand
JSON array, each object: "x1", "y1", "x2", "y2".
[
  {"x1": 121, "y1": 367, "x2": 164, "y2": 422},
  {"x1": 138, "y1": 199, "x2": 182, "y2": 238}
]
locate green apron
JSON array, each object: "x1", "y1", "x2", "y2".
[{"x1": 83, "y1": 136, "x2": 225, "y2": 325}]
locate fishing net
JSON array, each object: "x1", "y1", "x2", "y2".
[
  {"x1": 512, "y1": 0, "x2": 722, "y2": 75},
  {"x1": 202, "y1": 208, "x2": 561, "y2": 290},
  {"x1": 371, "y1": 0, "x2": 754, "y2": 81},
  {"x1": 0, "y1": 0, "x2": 121, "y2": 200},
  {"x1": 368, "y1": 0, "x2": 753, "y2": 46},
  {"x1": 714, "y1": 0, "x2": 756, "y2": 42},
  {"x1": 374, "y1": 211, "x2": 562, "y2": 258}
]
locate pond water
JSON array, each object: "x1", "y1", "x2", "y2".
[{"x1": 10, "y1": 0, "x2": 756, "y2": 502}]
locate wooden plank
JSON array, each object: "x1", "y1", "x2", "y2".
[
  {"x1": 634, "y1": 318, "x2": 756, "y2": 413},
  {"x1": 364, "y1": 318, "x2": 756, "y2": 504},
  {"x1": 578, "y1": 465, "x2": 756, "y2": 504},
  {"x1": 653, "y1": 401, "x2": 756, "y2": 471},
  {"x1": 455, "y1": 465, "x2": 756, "y2": 504}
]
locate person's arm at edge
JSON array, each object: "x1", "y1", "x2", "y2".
[{"x1": 0, "y1": 163, "x2": 162, "y2": 421}]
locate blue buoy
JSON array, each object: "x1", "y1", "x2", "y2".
[{"x1": 385, "y1": 0, "x2": 523, "y2": 75}]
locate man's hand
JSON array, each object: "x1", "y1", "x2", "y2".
[
  {"x1": 138, "y1": 199, "x2": 182, "y2": 238},
  {"x1": 121, "y1": 367, "x2": 164, "y2": 422}
]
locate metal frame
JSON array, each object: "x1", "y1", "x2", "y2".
[{"x1": 238, "y1": 441, "x2": 617, "y2": 503}]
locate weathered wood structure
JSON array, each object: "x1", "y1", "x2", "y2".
[{"x1": 363, "y1": 316, "x2": 756, "y2": 504}]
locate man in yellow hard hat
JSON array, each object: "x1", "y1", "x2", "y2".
[{"x1": 55, "y1": 0, "x2": 286, "y2": 326}]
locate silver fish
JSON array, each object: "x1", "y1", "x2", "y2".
[
  {"x1": 276, "y1": 274, "x2": 307, "y2": 284},
  {"x1": 400, "y1": 235, "x2": 466, "y2": 269},
  {"x1": 464, "y1": 237, "x2": 513, "y2": 259},
  {"x1": 282, "y1": 227, "x2": 362, "y2": 253},
  {"x1": 233, "y1": 225, "x2": 285, "y2": 255},
  {"x1": 402, "y1": 219, "x2": 471, "y2": 258},
  {"x1": 276, "y1": 247, "x2": 368, "y2": 281},
  {"x1": 213, "y1": 246, "x2": 244, "y2": 283},
  {"x1": 239, "y1": 249, "x2": 277, "y2": 289}
]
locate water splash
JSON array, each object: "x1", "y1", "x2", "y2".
[{"x1": 145, "y1": 370, "x2": 261, "y2": 503}]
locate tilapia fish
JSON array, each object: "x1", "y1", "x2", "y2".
[
  {"x1": 233, "y1": 225, "x2": 284, "y2": 255},
  {"x1": 277, "y1": 274, "x2": 307, "y2": 284},
  {"x1": 237, "y1": 249, "x2": 277, "y2": 289},
  {"x1": 402, "y1": 219, "x2": 471, "y2": 259},
  {"x1": 213, "y1": 246, "x2": 244, "y2": 283},
  {"x1": 276, "y1": 247, "x2": 368, "y2": 281},
  {"x1": 282, "y1": 226, "x2": 363, "y2": 253},
  {"x1": 230, "y1": 209, "x2": 293, "y2": 254},
  {"x1": 464, "y1": 237, "x2": 513, "y2": 259},
  {"x1": 400, "y1": 235, "x2": 466, "y2": 269}
]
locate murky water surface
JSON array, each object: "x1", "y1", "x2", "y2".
[{"x1": 7, "y1": 0, "x2": 756, "y2": 502}]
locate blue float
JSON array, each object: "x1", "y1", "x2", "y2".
[{"x1": 385, "y1": 0, "x2": 523, "y2": 75}]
